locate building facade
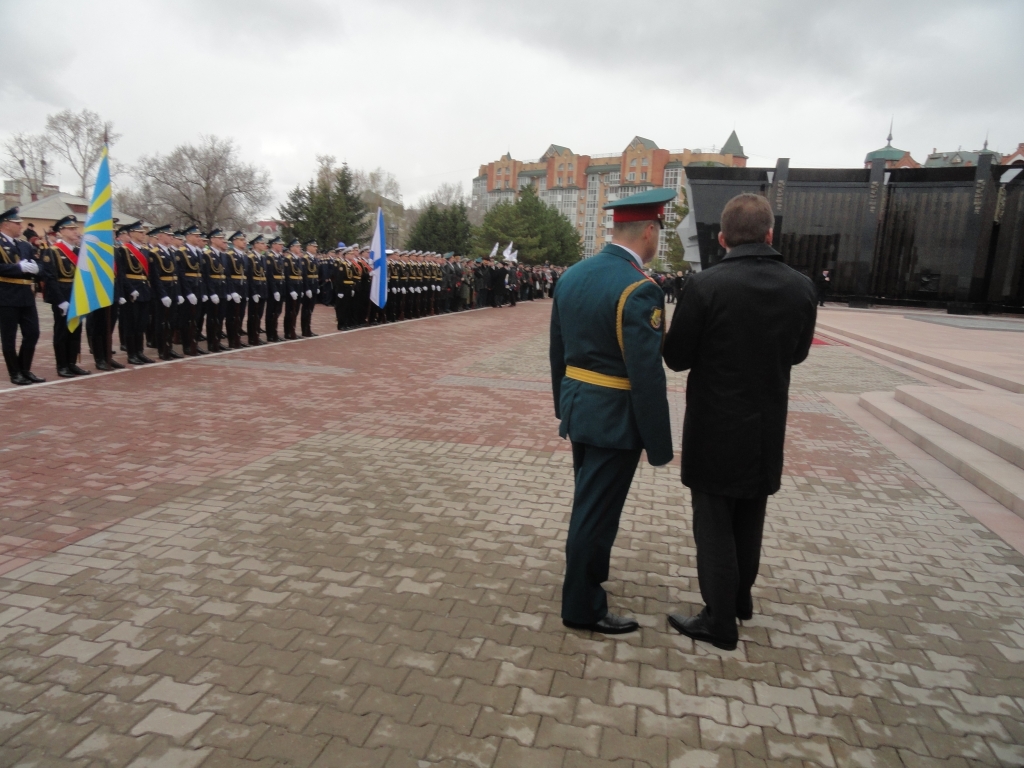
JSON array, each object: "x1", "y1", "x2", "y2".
[{"x1": 472, "y1": 133, "x2": 748, "y2": 265}]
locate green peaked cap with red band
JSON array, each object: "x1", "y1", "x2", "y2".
[{"x1": 603, "y1": 187, "x2": 677, "y2": 223}]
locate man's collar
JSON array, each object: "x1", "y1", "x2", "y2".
[
  {"x1": 606, "y1": 242, "x2": 644, "y2": 268},
  {"x1": 721, "y1": 242, "x2": 782, "y2": 261}
]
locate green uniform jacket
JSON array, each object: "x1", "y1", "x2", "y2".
[{"x1": 549, "y1": 244, "x2": 674, "y2": 466}]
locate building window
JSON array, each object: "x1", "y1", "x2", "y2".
[
  {"x1": 558, "y1": 163, "x2": 564, "y2": 171},
  {"x1": 627, "y1": 172, "x2": 636, "y2": 181},
  {"x1": 496, "y1": 168, "x2": 502, "y2": 175},
  {"x1": 642, "y1": 158, "x2": 649, "y2": 166},
  {"x1": 640, "y1": 172, "x2": 647, "y2": 181},
  {"x1": 557, "y1": 176, "x2": 562, "y2": 186},
  {"x1": 568, "y1": 163, "x2": 574, "y2": 171},
  {"x1": 567, "y1": 177, "x2": 574, "y2": 186},
  {"x1": 629, "y1": 159, "x2": 637, "y2": 167}
]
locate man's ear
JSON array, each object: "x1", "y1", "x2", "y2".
[
  {"x1": 765, "y1": 228, "x2": 774, "y2": 246},
  {"x1": 718, "y1": 231, "x2": 728, "y2": 250}
]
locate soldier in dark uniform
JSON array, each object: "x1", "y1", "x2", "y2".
[
  {"x1": 204, "y1": 229, "x2": 228, "y2": 352},
  {"x1": 246, "y1": 234, "x2": 269, "y2": 345},
  {"x1": 40, "y1": 215, "x2": 91, "y2": 377},
  {"x1": 300, "y1": 240, "x2": 319, "y2": 337},
  {"x1": 550, "y1": 188, "x2": 676, "y2": 635},
  {"x1": 0, "y1": 207, "x2": 43, "y2": 385},
  {"x1": 264, "y1": 236, "x2": 285, "y2": 342},
  {"x1": 224, "y1": 231, "x2": 249, "y2": 348},
  {"x1": 149, "y1": 225, "x2": 182, "y2": 361},
  {"x1": 282, "y1": 238, "x2": 304, "y2": 340},
  {"x1": 179, "y1": 225, "x2": 208, "y2": 356},
  {"x1": 115, "y1": 221, "x2": 156, "y2": 366},
  {"x1": 385, "y1": 254, "x2": 400, "y2": 323}
]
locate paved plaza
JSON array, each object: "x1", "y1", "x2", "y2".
[{"x1": 0, "y1": 300, "x2": 1023, "y2": 767}]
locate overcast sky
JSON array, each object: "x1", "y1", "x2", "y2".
[{"x1": 2, "y1": 0, "x2": 1020, "y2": 213}]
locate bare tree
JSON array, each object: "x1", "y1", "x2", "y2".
[
  {"x1": 0, "y1": 133, "x2": 52, "y2": 198},
  {"x1": 131, "y1": 135, "x2": 272, "y2": 231},
  {"x1": 419, "y1": 181, "x2": 467, "y2": 209},
  {"x1": 353, "y1": 167, "x2": 402, "y2": 204},
  {"x1": 45, "y1": 109, "x2": 121, "y2": 197}
]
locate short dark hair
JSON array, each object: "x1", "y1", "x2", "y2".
[{"x1": 720, "y1": 193, "x2": 774, "y2": 248}]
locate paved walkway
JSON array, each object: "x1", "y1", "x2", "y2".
[{"x1": 0, "y1": 300, "x2": 1022, "y2": 767}]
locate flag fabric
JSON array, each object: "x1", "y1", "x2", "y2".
[
  {"x1": 67, "y1": 146, "x2": 115, "y2": 332},
  {"x1": 488, "y1": 242, "x2": 499, "y2": 258},
  {"x1": 369, "y1": 206, "x2": 387, "y2": 308},
  {"x1": 507, "y1": 250, "x2": 518, "y2": 262},
  {"x1": 503, "y1": 241, "x2": 514, "y2": 259}
]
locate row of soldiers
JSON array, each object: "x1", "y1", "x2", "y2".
[{"x1": 0, "y1": 205, "x2": 562, "y2": 384}]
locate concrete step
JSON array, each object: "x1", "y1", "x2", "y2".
[
  {"x1": 859, "y1": 391, "x2": 1024, "y2": 519},
  {"x1": 817, "y1": 321, "x2": 1024, "y2": 394},
  {"x1": 815, "y1": 328, "x2": 986, "y2": 390},
  {"x1": 894, "y1": 386, "x2": 1024, "y2": 471}
]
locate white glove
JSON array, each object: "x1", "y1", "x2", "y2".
[
  {"x1": 18, "y1": 260, "x2": 39, "y2": 275},
  {"x1": 253, "y1": 294, "x2": 260, "y2": 303},
  {"x1": 305, "y1": 289, "x2": 312, "y2": 298},
  {"x1": 211, "y1": 294, "x2": 220, "y2": 305},
  {"x1": 161, "y1": 296, "x2": 172, "y2": 308},
  {"x1": 194, "y1": 294, "x2": 202, "y2": 304},
  {"x1": 402, "y1": 288, "x2": 407, "y2": 294},
  {"x1": 58, "y1": 301, "x2": 69, "y2": 316},
  {"x1": 273, "y1": 292, "x2": 280, "y2": 301},
  {"x1": 338, "y1": 293, "x2": 344, "y2": 299},
  {"x1": 290, "y1": 291, "x2": 298, "y2": 300},
  {"x1": 234, "y1": 292, "x2": 242, "y2": 303},
  {"x1": 130, "y1": 290, "x2": 140, "y2": 301},
  {"x1": 118, "y1": 297, "x2": 127, "y2": 305}
]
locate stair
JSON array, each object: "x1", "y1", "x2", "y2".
[
  {"x1": 859, "y1": 390, "x2": 1024, "y2": 519},
  {"x1": 817, "y1": 321, "x2": 1024, "y2": 393}
]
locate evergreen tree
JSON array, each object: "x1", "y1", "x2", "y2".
[
  {"x1": 279, "y1": 156, "x2": 369, "y2": 246},
  {"x1": 474, "y1": 186, "x2": 581, "y2": 265},
  {"x1": 406, "y1": 201, "x2": 474, "y2": 254}
]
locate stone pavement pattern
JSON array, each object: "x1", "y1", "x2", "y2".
[{"x1": 0, "y1": 301, "x2": 1023, "y2": 767}]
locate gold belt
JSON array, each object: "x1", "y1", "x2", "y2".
[
  {"x1": 159, "y1": 276, "x2": 175, "y2": 281},
  {"x1": 565, "y1": 365, "x2": 631, "y2": 391},
  {"x1": 184, "y1": 272, "x2": 200, "y2": 277},
  {"x1": 58, "y1": 278, "x2": 74, "y2": 283},
  {"x1": 209, "y1": 275, "x2": 225, "y2": 279},
  {"x1": 125, "y1": 274, "x2": 148, "y2": 280},
  {"x1": 252, "y1": 277, "x2": 266, "y2": 281},
  {"x1": 0, "y1": 277, "x2": 33, "y2": 285}
]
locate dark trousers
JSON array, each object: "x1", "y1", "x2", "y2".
[
  {"x1": 247, "y1": 297, "x2": 265, "y2": 342},
  {"x1": 182, "y1": 302, "x2": 200, "y2": 354},
  {"x1": 153, "y1": 300, "x2": 173, "y2": 358},
  {"x1": 87, "y1": 306, "x2": 113, "y2": 364},
  {"x1": 691, "y1": 491, "x2": 768, "y2": 642},
  {"x1": 266, "y1": 296, "x2": 282, "y2": 340},
  {"x1": 226, "y1": 299, "x2": 242, "y2": 348},
  {"x1": 0, "y1": 304, "x2": 39, "y2": 378},
  {"x1": 283, "y1": 296, "x2": 299, "y2": 339},
  {"x1": 50, "y1": 304, "x2": 81, "y2": 370},
  {"x1": 561, "y1": 442, "x2": 641, "y2": 624},
  {"x1": 207, "y1": 299, "x2": 224, "y2": 351},
  {"x1": 122, "y1": 300, "x2": 149, "y2": 358},
  {"x1": 301, "y1": 295, "x2": 315, "y2": 336}
]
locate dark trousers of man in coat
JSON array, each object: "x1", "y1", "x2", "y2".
[
  {"x1": 663, "y1": 198, "x2": 817, "y2": 648},
  {"x1": 50, "y1": 304, "x2": 82, "y2": 371},
  {"x1": 0, "y1": 305, "x2": 38, "y2": 379}
]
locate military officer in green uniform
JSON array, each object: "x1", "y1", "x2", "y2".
[{"x1": 550, "y1": 187, "x2": 675, "y2": 635}]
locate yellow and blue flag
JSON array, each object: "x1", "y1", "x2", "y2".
[{"x1": 67, "y1": 146, "x2": 115, "y2": 332}]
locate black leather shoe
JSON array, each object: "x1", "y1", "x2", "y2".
[
  {"x1": 10, "y1": 372, "x2": 32, "y2": 385},
  {"x1": 95, "y1": 361, "x2": 112, "y2": 372},
  {"x1": 196, "y1": 333, "x2": 207, "y2": 342},
  {"x1": 108, "y1": 359, "x2": 125, "y2": 370},
  {"x1": 70, "y1": 365, "x2": 91, "y2": 376},
  {"x1": 168, "y1": 350, "x2": 184, "y2": 359},
  {"x1": 667, "y1": 611, "x2": 737, "y2": 651},
  {"x1": 23, "y1": 371, "x2": 45, "y2": 384},
  {"x1": 563, "y1": 613, "x2": 639, "y2": 635},
  {"x1": 138, "y1": 354, "x2": 155, "y2": 364},
  {"x1": 57, "y1": 367, "x2": 76, "y2": 378},
  {"x1": 127, "y1": 355, "x2": 145, "y2": 365}
]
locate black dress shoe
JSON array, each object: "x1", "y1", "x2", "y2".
[
  {"x1": 57, "y1": 367, "x2": 76, "y2": 378},
  {"x1": 10, "y1": 372, "x2": 32, "y2": 386},
  {"x1": 70, "y1": 365, "x2": 91, "y2": 376},
  {"x1": 667, "y1": 611, "x2": 737, "y2": 651},
  {"x1": 562, "y1": 613, "x2": 639, "y2": 635},
  {"x1": 196, "y1": 333, "x2": 207, "y2": 342},
  {"x1": 127, "y1": 355, "x2": 146, "y2": 365},
  {"x1": 159, "y1": 353, "x2": 173, "y2": 361},
  {"x1": 168, "y1": 350, "x2": 184, "y2": 359},
  {"x1": 194, "y1": 347, "x2": 209, "y2": 355},
  {"x1": 94, "y1": 361, "x2": 112, "y2": 372},
  {"x1": 23, "y1": 371, "x2": 45, "y2": 384},
  {"x1": 107, "y1": 359, "x2": 125, "y2": 370},
  {"x1": 138, "y1": 354, "x2": 155, "y2": 364}
]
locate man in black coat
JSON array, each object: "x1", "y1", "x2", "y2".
[
  {"x1": 663, "y1": 193, "x2": 817, "y2": 650},
  {"x1": 0, "y1": 207, "x2": 44, "y2": 385}
]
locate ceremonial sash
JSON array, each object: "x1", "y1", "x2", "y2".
[
  {"x1": 125, "y1": 242, "x2": 151, "y2": 275},
  {"x1": 55, "y1": 242, "x2": 79, "y2": 266}
]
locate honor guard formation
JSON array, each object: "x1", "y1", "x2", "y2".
[{"x1": 0, "y1": 206, "x2": 566, "y2": 385}]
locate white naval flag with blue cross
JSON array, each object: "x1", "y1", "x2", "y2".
[{"x1": 369, "y1": 206, "x2": 387, "y2": 308}]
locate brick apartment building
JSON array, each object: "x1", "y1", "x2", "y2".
[{"x1": 472, "y1": 133, "x2": 748, "y2": 263}]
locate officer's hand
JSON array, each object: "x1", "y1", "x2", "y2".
[
  {"x1": 130, "y1": 290, "x2": 140, "y2": 301},
  {"x1": 305, "y1": 289, "x2": 312, "y2": 298},
  {"x1": 273, "y1": 292, "x2": 280, "y2": 301},
  {"x1": 290, "y1": 291, "x2": 298, "y2": 300},
  {"x1": 118, "y1": 297, "x2": 127, "y2": 305},
  {"x1": 58, "y1": 301, "x2": 69, "y2": 316},
  {"x1": 253, "y1": 294, "x2": 260, "y2": 303},
  {"x1": 192, "y1": 294, "x2": 201, "y2": 304},
  {"x1": 19, "y1": 260, "x2": 39, "y2": 275},
  {"x1": 211, "y1": 294, "x2": 220, "y2": 305},
  {"x1": 337, "y1": 292, "x2": 344, "y2": 299},
  {"x1": 177, "y1": 295, "x2": 185, "y2": 305},
  {"x1": 161, "y1": 296, "x2": 172, "y2": 308},
  {"x1": 232, "y1": 292, "x2": 241, "y2": 303}
]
